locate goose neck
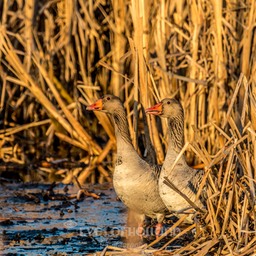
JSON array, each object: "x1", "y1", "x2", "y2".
[
  {"x1": 112, "y1": 109, "x2": 134, "y2": 154},
  {"x1": 166, "y1": 113, "x2": 185, "y2": 157}
]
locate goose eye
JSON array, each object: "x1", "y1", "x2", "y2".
[{"x1": 167, "y1": 101, "x2": 171, "y2": 105}]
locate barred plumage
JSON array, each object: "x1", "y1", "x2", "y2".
[
  {"x1": 87, "y1": 95, "x2": 169, "y2": 237},
  {"x1": 146, "y1": 98, "x2": 206, "y2": 222}
]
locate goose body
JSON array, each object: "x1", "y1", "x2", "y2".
[
  {"x1": 87, "y1": 95, "x2": 168, "y2": 234},
  {"x1": 159, "y1": 154, "x2": 203, "y2": 214},
  {"x1": 113, "y1": 146, "x2": 166, "y2": 219},
  {"x1": 146, "y1": 98, "x2": 204, "y2": 219}
]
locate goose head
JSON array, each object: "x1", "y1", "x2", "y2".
[
  {"x1": 145, "y1": 98, "x2": 183, "y2": 118},
  {"x1": 86, "y1": 94, "x2": 123, "y2": 114}
]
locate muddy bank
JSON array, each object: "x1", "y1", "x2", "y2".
[{"x1": 0, "y1": 181, "x2": 127, "y2": 255}]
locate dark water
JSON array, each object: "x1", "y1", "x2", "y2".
[{"x1": 0, "y1": 182, "x2": 127, "y2": 255}]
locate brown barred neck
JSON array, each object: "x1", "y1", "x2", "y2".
[
  {"x1": 167, "y1": 111, "x2": 184, "y2": 152},
  {"x1": 112, "y1": 108, "x2": 133, "y2": 147}
]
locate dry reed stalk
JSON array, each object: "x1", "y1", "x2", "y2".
[
  {"x1": 130, "y1": 0, "x2": 166, "y2": 162},
  {"x1": 34, "y1": 57, "x2": 102, "y2": 152},
  {"x1": 0, "y1": 120, "x2": 51, "y2": 138},
  {"x1": 145, "y1": 214, "x2": 190, "y2": 248},
  {"x1": 0, "y1": 2, "x2": 109, "y2": 181},
  {"x1": 108, "y1": 0, "x2": 127, "y2": 96},
  {"x1": 160, "y1": 223, "x2": 197, "y2": 250}
]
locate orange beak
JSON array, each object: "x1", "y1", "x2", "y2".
[
  {"x1": 86, "y1": 99, "x2": 103, "y2": 111},
  {"x1": 145, "y1": 102, "x2": 163, "y2": 115}
]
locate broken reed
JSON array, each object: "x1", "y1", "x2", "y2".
[
  {"x1": 0, "y1": 0, "x2": 255, "y2": 176},
  {"x1": 0, "y1": 0, "x2": 255, "y2": 181},
  {"x1": 0, "y1": 0, "x2": 254, "y2": 175}
]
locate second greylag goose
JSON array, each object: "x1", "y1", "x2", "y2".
[
  {"x1": 87, "y1": 95, "x2": 169, "y2": 236},
  {"x1": 146, "y1": 98, "x2": 204, "y2": 221}
]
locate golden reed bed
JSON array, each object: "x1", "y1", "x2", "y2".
[{"x1": 0, "y1": 0, "x2": 255, "y2": 254}]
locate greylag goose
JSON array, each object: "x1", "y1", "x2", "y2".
[
  {"x1": 146, "y1": 98, "x2": 204, "y2": 221},
  {"x1": 87, "y1": 95, "x2": 169, "y2": 236}
]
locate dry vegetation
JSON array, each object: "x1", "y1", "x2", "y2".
[{"x1": 0, "y1": 0, "x2": 256, "y2": 255}]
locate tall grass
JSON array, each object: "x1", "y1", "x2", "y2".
[
  {"x1": 0, "y1": 0, "x2": 255, "y2": 172},
  {"x1": 0, "y1": 0, "x2": 255, "y2": 253}
]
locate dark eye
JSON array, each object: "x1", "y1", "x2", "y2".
[
  {"x1": 167, "y1": 101, "x2": 171, "y2": 104},
  {"x1": 107, "y1": 96, "x2": 110, "y2": 100}
]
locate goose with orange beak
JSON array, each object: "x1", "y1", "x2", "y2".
[
  {"x1": 86, "y1": 98, "x2": 103, "y2": 111},
  {"x1": 146, "y1": 98, "x2": 205, "y2": 222},
  {"x1": 87, "y1": 95, "x2": 169, "y2": 237}
]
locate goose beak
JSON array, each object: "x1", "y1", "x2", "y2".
[
  {"x1": 145, "y1": 102, "x2": 163, "y2": 115},
  {"x1": 86, "y1": 99, "x2": 103, "y2": 111}
]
